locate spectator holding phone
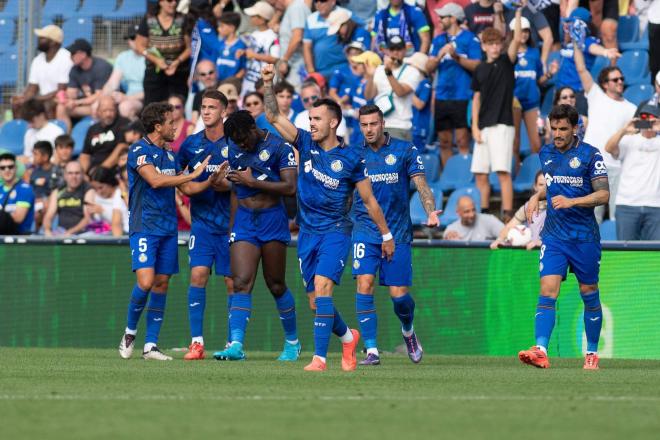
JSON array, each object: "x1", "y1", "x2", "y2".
[{"x1": 604, "y1": 106, "x2": 660, "y2": 240}]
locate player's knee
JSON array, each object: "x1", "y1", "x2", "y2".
[
  {"x1": 232, "y1": 275, "x2": 253, "y2": 293},
  {"x1": 357, "y1": 278, "x2": 374, "y2": 294},
  {"x1": 579, "y1": 284, "x2": 598, "y2": 295},
  {"x1": 267, "y1": 281, "x2": 287, "y2": 297},
  {"x1": 314, "y1": 277, "x2": 333, "y2": 296},
  {"x1": 190, "y1": 271, "x2": 209, "y2": 287},
  {"x1": 152, "y1": 279, "x2": 169, "y2": 293}
]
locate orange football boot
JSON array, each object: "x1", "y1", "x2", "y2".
[
  {"x1": 341, "y1": 329, "x2": 360, "y2": 371},
  {"x1": 583, "y1": 353, "x2": 600, "y2": 370},
  {"x1": 518, "y1": 346, "x2": 550, "y2": 368},
  {"x1": 304, "y1": 355, "x2": 327, "y2": 371},
  {"x1": 183, "y1": 342, "x2": 205, "y2": 360}
]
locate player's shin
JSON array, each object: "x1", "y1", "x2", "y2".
[
  {"x1": 274, "y1": 289, "x2": 298, "y2": 343},
  {"x1": 582, "y1": 290, "x2": 602, "y2": 353},
  {"x1": 229, "y1": 293, "x2": 252, "y2": 344},
  {"x1": 126, "y1": 284, "x2": 149, "y2": 334},
  {"x1": 313, "y1": 297, "x2": 335, "y2": 360},
  {"x1": 391, "y1": 293, "x2": 415, "y2": 336},
  {"x1": 332, "y1": 306, "x2": 353, "y2": 343},
  {"x1": 356, "y1": 293, "x2": 378, "y2": 354},
  {"x1": 534, "y1": 296, "x2": 557, "y2": 352},
  {"x1": 145, "y1": 292, "x2": 167, "y2": 349},
  {"x1": 188, "y1": 286, "x2": 206, "y2": 344},
  {"x1": 226, "y1": 294, "x2": 233, "y2": 345}
]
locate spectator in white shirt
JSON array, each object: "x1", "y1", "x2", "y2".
[
  {"x1": 21, "y1": 99, "x2": 65, "y2": 162},
  {"x1": 605, "y1": 105, "x2": 660, "y2": 240}
]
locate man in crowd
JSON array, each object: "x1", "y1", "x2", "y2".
[
  {"x1": 80, "y1": 96, "x2": 130, "y2": 175},
  {"x1": 43, "y1": 161, "x2": 95, "y2": 236},
  {"x1": 374, "y1": 0, "x2": 431, "y2": 54},
  {"x1": 0, "y1": 153, "x2": 35, "y2": 235},
  {"x1": 443, "y1": 196, "x2": 504, "y2": 241},
  {"x1": 464, "y1": 0, "x2": 506, "y2": 36},
  {"x1": 191, "y1": 59, "x2": 219, "y2": 126},
  {"x1": 272, "y1": 0, "x2": 311, "y2": 88},
  {"x1": 303, "y1": 0, "x2": 351, "y2": 78},
  {"x1": 294, "y1": 79, "x2": 348, "y2": 137}
]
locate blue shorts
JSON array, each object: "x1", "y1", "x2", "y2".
[
  {"x1": 518, "y1": 97, "x2": 540, "y2": 113},
  {"x1": 297, "y1": 231, "x2": 351, "y2": 293},
  {"x1": 539, "y1": 237, "x2": 601, "y2": 284},
  {"x1": 351, "y1": 241, "x2": 413, "y2": 287},
  {"x1": 130, "y1": 233, "x2": 179, "y2": 275},
  {"x1": 188, "y1": 225, "x2": 231, "y2": 276},
  {"x1": 231, "y1": 204, "x2": 290, "y2": 248}
]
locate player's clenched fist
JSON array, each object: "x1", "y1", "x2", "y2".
[{"x1": 262, "y1": 64, "x2": 275, "y2": 83}]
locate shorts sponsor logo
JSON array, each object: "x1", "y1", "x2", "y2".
[
  {"x1": 331, "y1": 160, "x2": 343, "y2": 173},
  {"x1": 259, "y1": 150, "x2": 270, "y2": 161},
  {"x1": 569, "y1": 157, "x2": 581, "y2": 169},
  {"x1": 138, "y1": 253, "x2": 147, "y2": 263},
  {"x1": 385, "y1": 154, "x2": 397, "y2": 165}
]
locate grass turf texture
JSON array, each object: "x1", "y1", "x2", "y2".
[{"x1": 1, "y1": 349, "x2": 659, "y2": 439}]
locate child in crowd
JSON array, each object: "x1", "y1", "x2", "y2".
[
  {"x1": 28, "y1": 140, "x2": 55, "y2": 230},
  {"x1": 241, "y1": 1, "x2": 280, "y2": 96},
  {"x1": 216, "y1": 12, "x2": 246, "y2": 81}
]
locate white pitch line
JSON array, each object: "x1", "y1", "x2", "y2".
[{"x1": 0, "y1": 394, "x2": 659, "y2": 403}]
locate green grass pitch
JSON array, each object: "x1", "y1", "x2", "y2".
[{"x1": 1, "y1": 348, "x2": 660, "y2": 439}]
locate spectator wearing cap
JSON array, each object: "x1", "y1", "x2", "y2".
[
  {"x1": 303, "y1": 0, "x2": 352, "y2": 78},
  {"x1": 326, "y1": 8, "x2": 371, "y2": 52},
  {"x1": 22, "y1": 99, "x2": 65, "y2": 161},
  {"x1": 12, "y1": 24, "x2": 72, "y2": 120},
  {"x1": 135, "y1": 0, "x2": 191, "y2": 106},
  {"x1": 215, "y1": 12, "x2": 247, "y2": 82},
  {"x1": 241, "y1": 1, "x2": 281, "y2": 96},
  {"x1": 605, "y1": 106, "x2": 660, "y2": 240},
  {"x1": 0, "y1": 152, "x2": 35, "y2": 235},
  {"x1": 364, "y1": 35, "x2": 423, "y2": 141},
  {"x1": 427, "y1": 3, "x2": 481, "y2": 166},
  {"x1": 464, "y1": 0, "x2": 506, "y2": 37},
  {"x1": 102, "y1": 26, "x2": 145, "y2": 121},
  {"x1": 374, "y1": 0, "x2": 430, "y2": 55},
  {"x1": 502, "y1": 1, "x2": 553, "y2": 67},
  {"x1": 408, "y1": 53, "x2": 432, "y2": 151},
  {"x1": 470, "y1": 9, "x2": 524, "y2": 220},
  {"x1": 56, "y1": 38, "x2": 113, "y2": 132},
  {"x1": 573, "y1": 26, "x2": 635, "y2": 222},
  {"x1": 293, "y1": 79, "x2": 349, "y2": 138},
  {"x1": 272, "y1": 0, "x2": 311, "y2": 88},
  {"x1": 80, "y1": 96, "x2": 130, "y2": 175},
  {"x1": 328, "y1": 42, "x2": 367, "y2": 115}
]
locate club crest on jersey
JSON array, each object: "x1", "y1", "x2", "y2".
[
  {"x1": 385, "y1": 154, "x2": 397, "y2": 165},
  {"x1": 569, "y1": 157, "x2": 581, "y2": 169},
  {"x1": 353, "y1": 260, "x2": 360, "y2": 269},
  {"x1": 259, "y1": 150, "x2": 271, "y2": 161},
  {"x1": 331, "y1": 160, "x2": 343, "y2": 172}
]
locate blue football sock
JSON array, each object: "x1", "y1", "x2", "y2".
[
  {"x1": 534, "y1": 296, "x2": 557, "y2": 349},
  {"x1": 314, "y1": 297, "x2": 335, "y2": 357},
  {"x1": 332, "y1": 306, "x2": 348, "y2": 337},
  {"x1": 187, "y1": 286, "x2": 206, "y2": 340},
  {"x1": 356, "y1": 293, "x2": 378, "y2": 349},
  {"x1": 582, "y1": 290, "x2": 602, "y2": 353},
  {"x1": 274, "y1": 289, "x2": 298, "y2": 342},
  {"x1": 126, "y1": 284, "x2": 149, "y2": 332},
  {"x1": 145, "y1": 292, "x2": 167, "y2": 344},
  {"x1": 392, "y1": 293, "x2": 415, "y2": 332},
  {"x1": 226, "y1": 294, "x2": 233, "y2": 344},
  {"x1": 229, "y1": 293, "x2": 251, "y2": 344}
]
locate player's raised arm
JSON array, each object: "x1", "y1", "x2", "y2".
[
  {"x1": 411, "y1": 174, "x2": 441, "y2": 227},
  {"x1": 262, "y1": 64, "x2": 298, "y2": 143},
  {"x1": 355, "y1": 178, "x2": 395, "y2": 260},
  {"x1": 138, "y1": 155, "x2": 210, "y2": 189}
]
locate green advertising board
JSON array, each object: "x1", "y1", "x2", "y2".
[{"x1": 1, "y1": 242, "x2": 658, "y2": 359}]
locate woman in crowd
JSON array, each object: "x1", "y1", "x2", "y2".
[
  {"x1": 168, "y1": 94, "x2": 194, "y2": 153},
  {"x1": 544, "y1": 86, "x2": 588, "y2": 142},
  {"x1": 88, "y1": 167, "x2": 128, "y2": 237}
]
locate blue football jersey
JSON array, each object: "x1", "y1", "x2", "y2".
[
  {"x1": 177, "y1": 131, "x2": 231, "y2": 234},
  {"x1": 540, "y1": 140, "x2": 608, "y2": 242},
  {"x1": 295, "y1": 128, "x2": 367, "y2": 234},
  {"x1": 216, "y1": 38, "x2": 247, "y2": 81},
  {"x1": 127, "y1": 137, "x2": 181, "y2": 236},
  {"x1": 352, "y1": 135, "x2": 425, "y2": 244},
  {"x1": 429, "y1": 29, "x2": 481, "y2": 101},
  {"x1": 228, "y1": 130, "x2": 297, "y2": 200},
  {"x1": 513, "y1": 47, "x2": 543, "y2": 106}
]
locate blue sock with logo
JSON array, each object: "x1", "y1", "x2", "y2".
[
  {"x1": 187, "y1": 286, "x2": 205, "y2": 341},
  {"x1": 126, "y1": 284, "x2": 149, "y2": 332},
  {"x1": 226, "y1": 294, "x2": 233, "y2": 345},
  {"x1": 534, "y1": 296, "x2": 557, "y2": 349},
  {"x1": 356, "y1": 293, "x2": 378, "y2": 349},
  {"x1": 314, "y1": 297, "x2": 335, "y2": 358},
  {"x1": 392, "y1": 293, "x2": 415, "y2": 333},
  {"x1": 145, "y1": 292, "x2": 167, "y2": 344},
  {"x1": 582, "y1": 290, "x2": 602, "y2": 353},
  {"x1": 332, "y1": 306, "x2": 349, "y2": 337},
  {"x1": 274, "y1": 289, "x2": 298, "y2": 342},
  {"x1": 229, "y1": 293, "x2": 251, "y2": 344}
]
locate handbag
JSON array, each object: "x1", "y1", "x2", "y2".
[
  {"x1": 374, "y1": 64, "x2": 407, "y2": 117},
  {"x1": 0, "y1": 181, "x2": 21, "y2": 235}
]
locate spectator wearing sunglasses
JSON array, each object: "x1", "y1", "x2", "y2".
[
  {"x1": 574, "y1": 37, "x2": 636, "y2": 222},
  {"x1": 191, "y1": 59, "x2": 219, "y2": 126},
  {"x1": 0, "y1": 152, "x2": 35, "y2": 235},
  {"x1": 168, "y1": 94, "x2": 194, "y2": 153},
  {"x1": 293, "y1": 80, "x2": 348, "y2": 139}
]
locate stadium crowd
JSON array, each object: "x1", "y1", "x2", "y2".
[{"x1": 1, "y1": 0, "x2": 660, "y2": 242}]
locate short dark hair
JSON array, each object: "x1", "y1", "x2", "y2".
[
  {"x1": 141, "y1": 102, "x2": 174, "y2": 133},
  {"x1": 548, "y1": 104, "x2": 579, "y2": 126},
  {"x1": 358, "y1": 104, "x2": 383, "y2": 119},
  {"x1": 312, "y1": 98, "x2": 343, "y2": 126},
  {"x1": 244, "y1": 91, "x2": 264, "y2": 103},
  {"x1": 54, "y1": 134, "x2": 74, "y2": 148},
  {"x1": 224, "y1": 110, "x2": 256, "y2": 141},
  {"x1": 553, "y1": 86, "x2": 576, "y2": 106},
  {"x1": 274, "y1": 81, "x2": 295, "y2": 95},
  {"x1": 0, "y1": 152, "x2": 16, "y2": 163},
  {"x1": 201, "y1": 89, "x2": 228, "y2": 108},
  {"x1": 33, "y1": 140, "x2": 53, "y2": 158},
  {"x1": 91, "y1": 166, "x2": 118, "y2": 187},
  {"x1": 22, "y1": 99, "x2": 46, "y2": 121},
  {"x1": 598, "y1": 66, "x2": 622, "y2": 88},
  {"x1": 218, "y1": 11, "x2": 241, "y2": 29}
]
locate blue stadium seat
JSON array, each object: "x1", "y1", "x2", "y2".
[
  {"x1": 107, "y1": 0, "x2": 147, "y2": 19},
  {"x1": 72, "y1": 117, "x2": 95, "y2": 156},
  {"x1": 61, "y1": 16, "x2": 94, "y2": 46},
  {"x1": 420, "y1": 153, "x2": 440, "y2": 182},
  {"x1": 440, "y1": 186, "x2": 481, "y2": 227},
  {"x1": 78, "y1": 0, "x2": 118, "y2": 16},
  {"x1": 50, "y1": 120, "x2": 68, "y2": 133},
  {"x1": 42, "y1": 0, "x2": 80, "y2": 19},
  {"x1": 617, "y1": 16, "x2": 640, "y2": 44},
  {"x1": 0, "y1": 119, "x2": 28, "y2": 156},
  {"x1": 589, "y1": 55, "x2": 609, "y2": 80},
  {"x1": 410, "y1": 182, "x2": 443, "y2": 226},
  {"x1": 438, "y1": 154, "x2": 473, "y2": 192},
  {"x1": 0, "y1": 50, "x2": 18, "y2": 86},
  {"x1": 519, "y1": 121, "x2": 532, "y2": 158},
  {"x1": 623, "y1": 84, "x2": 655, "y2": 106},
  {"x1": 620, "y1": 26, "x2": 649, "y2": 51},
  {"x1": 600, "y1": 220, "x2": 617, "y2": 241},
  {"x1": 617, "y1": 50, "x2": 650, "y2": 86},
  {"x1": 540, "y1": 87, "x2": 554, "y2": 118},
  {"x1": 0, "y1": 15, "x2": 14, "y2": 50},
  {"x1": 0, "y1": 0, "x2": 18, "y2": 15},
  {"x1": 513, "y1": 154, "x2": 541, "y2": 192}
]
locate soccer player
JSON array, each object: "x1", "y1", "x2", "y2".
[
  {"x1": 352, "y1": 105, "x2": 441, "y2": 365},
  {"x1": 262, "y1": 64, "x2": 395, "y2": 372},
  {"x1": 118, "y1": 102, "x2": 211, "y2": 361},
  {"x1": 212, "y1": 109, "x2": 301, "y2": 362},
  {"x1": 177, "y1": 89, "x2": 233, "y2": 361},
  {"x1": 519, "y1": 104, "x2": 609, "y2": 370}
]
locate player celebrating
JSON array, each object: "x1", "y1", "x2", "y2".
[
  {"x1": 177, "y1": 89, "x2": 233, "y2": 361},
  {"x1": 352, "y1": 105, "x2": 441, "y2": 366},
  {"x1": 119, "y1": 102, "x2": 211, "y2": 360},
  {"x1": 262, "y1": 64, "x2": 395, "y2": 372},
  {"x1": 519, "y1": 104, "x2": 609, "y2": 370},
  {"x1": 212, "y1": 109, "x2": 301, "y2": 362}
]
